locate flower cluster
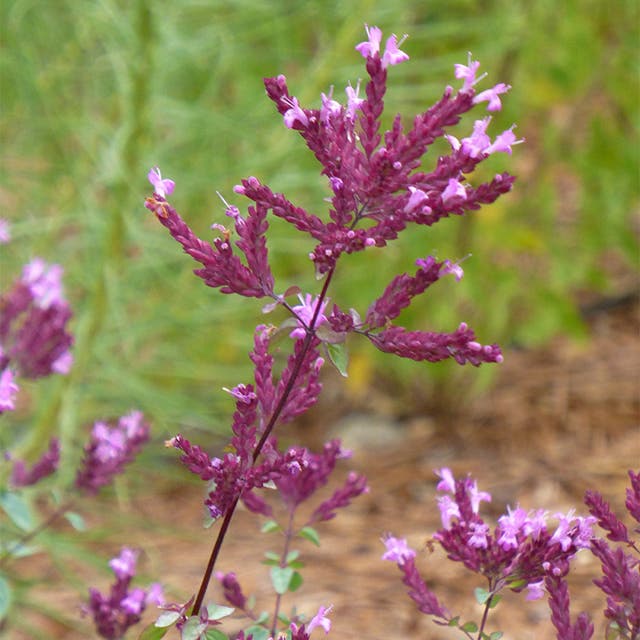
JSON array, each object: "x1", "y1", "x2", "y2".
[
  {"x1": 0, "y1": 258, "x2": 74, "y2": 412},
  {"x1": 383, "y1": 468, "x2": 597, "y2": 633},
  {"x1": 432, "y1": 468, "x2": 595, "y2": 591},
  {"x1": 145, "y1": 25, "x2": 519, "y2": 371},
  {"x1": 75, "y1": 411, "x2": 150, "y2": 495},
  {"x1": 584, "y1": 470, "x2": 640, "y2": 638},
  {"x1": 142, "y1": 23, "x2": 521, "y2": 636},
  {"x1": 85, "y1": 547, "x2": 163, "y2": 640}
]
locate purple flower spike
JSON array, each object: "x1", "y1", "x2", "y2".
[
  {"x1": 0, "y1": 259, "x2": 74, "y2": 380},
  {"x1": 85, "y1": 547, "x2": 164, "y2": 640},
  {"x1": 75, "y1": 411, "x2": 150, "y2": 494},
  {"x1": 10, "y1": 438, "x2": 60, "y2": 487}
]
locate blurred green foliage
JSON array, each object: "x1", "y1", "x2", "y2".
[{"x1": 1, "y1": 0, "x2": 638, "y2": 449}]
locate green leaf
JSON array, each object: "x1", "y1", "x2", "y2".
[
  {"x1": 244, "y1": 626, "x2": 271, "y2": 640},
  {"x1": 285, "y1": 550, "x2": 299, "y2": 564},
  {"x1": 154, "y1": 611, "x2": 181, "y2": 628},
  {"x1": 138, "y1": 622, "x2": 169, "y2": 639},
  {"x1": 474, "y1": 587, "x2": 491, "y2": 605},
  {"x1": 181, "y1": 616, "x2": 208, "y2": 640},
  {"x1": 205, "y1": 603, "x2": 234, "y2": 621},
  {"x1": 64, "y1": 511, "x2": 87, "y2": 531},
  {"x1": 461, "y1": 621, "x2": 479, "y2": 633},
  {"x1": 489, "y1": 632, "x2": 504, "y2": 640},
  {"x1": 260, "y1": 519, "x2": 280, "y2": 533},
  {"x1": 299, "y1": 526, "x2": 320, "y2": 546},
  {"x1": 448, "y1": 616, "x2": 460, "y2": 627},
  {"x1": 0, "y1": 491, "x2": 35, "y2": 532},
  {"x1": 0, "y1": 574, "x2": 12, "y2": 620},
  {"x1": 203, "y1": 630, "x2": 229, "y2": 640},
  {"x1": 488, "y1": 594, "x2": 502, "y2": 609},
  {"x1": 325, "y1": 342, "x2": 348, "y2": 377},
  {"x1": 263, "y1": 551, "x2": 280, "y2": 564},
  {"x1": 270, "y1": 566, "x2": 294, "y2": 594},
  {"x1": 288, "y1": 571, "x2": 303, "y2": 592}
]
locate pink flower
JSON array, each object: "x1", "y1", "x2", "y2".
[
  {"x1": 0, "y1": 368, "x2": 19, "y2": 413},
  {"x1": 290, "y1": 293, "x2": 329, "y2": 339},
  {"x1": 454, "y1": 53, "x2": 484, "y2": 92},
  {"x1": 283, "y1": 96, "x2": 309, "y2": 129},
  {"x1": 0, "y1": 218, "x2": 10, "y2": 244},
  {"x1": 307, "y1": 604, "x2": 333, "y2": 634},
  {"x1": 441, "y1": 178, "x2": 467, "y2": 205},
  {"x1": 382, "y1": 34, "x2": 409, "y2": 67},
  {"x1": 148, "y1": 167, "x2": 175, "y2": 198},
  {"x1": 473, "y1": 82, "x2": 511, "y2": 112},
  {"x1": 345, "y1": 81, "x2": 364, "y2": 120},
  {"x1": 382, "y1": 535, "x2": 416, "y2": 563},
  {"x1": 355, "y1": 24, "x2": 383, "y2": 58},
  {"x1": 435, "y1": 467, "x2": 456, "y2": 493},
  {"x1": 356, "y1": 25, "x2": 408, "y2": 68}
]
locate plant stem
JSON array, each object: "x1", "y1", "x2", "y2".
[
  {"x1": 270, "y1": 508, "x2": 296, "y2": 637},
  {"x1": 0, "y1": 499, "x2": 75, "y2": 569},
  {"x1": 191, "y1": 268, "x2": 335, "y2": 616}
]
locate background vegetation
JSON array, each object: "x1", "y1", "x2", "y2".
[{"x1": 2, "y1": 0, "x2": 637, "y2": 450}]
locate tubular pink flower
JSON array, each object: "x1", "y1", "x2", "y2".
[
  {"x1": 473, "y1": 82, "x2": 511, "y2": 112},
  {"x1": 382, "y1": 535, "x2": 417, "y2": 564},
  {"x1": 382, "y1": 34, "x2": 409, "y2": 67},
  {"x1": 282, "y1": 96, "x2": 309, "y2": 129},
  {"x1": 454, "y1": 53, "x2": 484, "y2": 91},
  {"x1": 355, "y1": 24, "x2": 383, "y2": 58},
  {"x1": 290, "y1": 293, "x2": 329, "y2": 339},
  {"x1": 147, "y1": 167, "x2": 175, "y2": 198},
  {"x1": 441, "y1": 178, "x2": 467, "y2": 206},
  {"x1": 0, "y1": 367, "x2": 19, "y2": 412},
  {"x1": 0, "y1": 218, "x2": 10, "y2": 244}
]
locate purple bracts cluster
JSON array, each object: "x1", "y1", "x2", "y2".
[
  {"x1": 75, "y1": 411, "x2": 150, "y2": 495},
  {"x1": 10, "y1": 438, "x2": 60, "y2": 488},
  {"x1": 584, "y1": 471, "x2": 640, "y2": 638},
  {"x1": 433, "y1": 468, "x2": 595, "y2": 588},
  {"x1": 0, "y1": 259, "x2": 74, "y2": 412},
  {"x1": 145, "y1": 25, "x2": 519, "y2": 372},
  {"x1": 85, "y1": 547, "x2": 163, "y2": 640}
]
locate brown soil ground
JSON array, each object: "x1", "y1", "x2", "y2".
[{"x1": 10, "y1": 296, "x2": 640, "y2": 640}]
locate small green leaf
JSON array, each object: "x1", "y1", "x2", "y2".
[
  {"x1": 0, "y1": 491, "x2": 35, "y2": 532},
  {"x1": 0, "y1": 574, "x2": 12, "y2": 620},
  {"x1": 288, "y1": 571, "x2": 303, "y2": 592},
  {"x1": 205, "y1": 603, "x2": 234, "y2": 621},
  {"x1": 64, "y1": 511, "x2": 87, "y2": 531},
  {"x1": 244, "y1": 626, "x2": 271, "y2": 640},
  {"x1": 260, "y1": 519, "x2": 280, "y2": 533},
  {"x1": 461, "y1": 621, "x2": 479, "y2": 632},
  {"x1": 138, "y1": 620, "x2": 170, "y2": 639},
  {"x1": 325, "y1": 342, "x2": 348, "y2": 377},
  {"x1": 154, "y1": 611, "x2": 181, "y2": 628},
  {"x1": 299, "y1": 526, "x2": 320, "y2": 546},
  {"x1": 270, "y1": 566, "x2": 294, "y2": 594},
  {"x1": 285, "y1": 550, "x2": 300, "y2": 564},
  {"x1": 489, "y1": 632, "x2": 504, "y2": 640},
  {"x1": 488, "y1": 594, "x2": 502, "y2": 609},
  {"x1": 448, "y1": 616, "x2": 460, "y2": 627},
  {"x1": 474, "y1": 587, "x2": 491, "y2": 604},
  {"x1": 203, "y1": 630, "x2": 229, "y2": 640},
  {"x1": 263, "y1": 551, "x2": 280, "y2": 564},
  {"x1": 181, "y1": 616, "x2": 208, "y2": 640}
]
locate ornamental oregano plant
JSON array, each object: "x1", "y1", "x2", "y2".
[{"x1": 139, "y1": 24, "x2": 520, "y2": 640}]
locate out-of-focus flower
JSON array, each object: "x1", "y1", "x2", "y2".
[
  {"x1": 75, "y1": 411, "x2": 150, "y2": 494},
  {"x1": 85, "y1": 547, "x2": 164, "y2": 640}
]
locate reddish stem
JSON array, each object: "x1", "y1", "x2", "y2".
[{"x1": 191, "y1": 267, "x2": 335, "y2": 616}]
